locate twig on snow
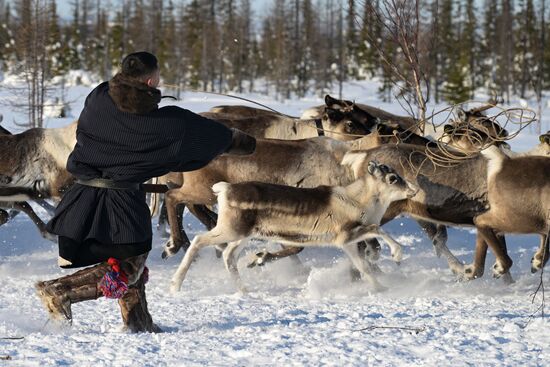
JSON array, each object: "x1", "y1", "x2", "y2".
[{"x1": 353, "y1": 325, "x2": 426, "y2": 334}]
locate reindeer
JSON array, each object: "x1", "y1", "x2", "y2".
[
  {"x1": 334, "y1": 143, "x2": 495, "y2": 280},
  {"x1": 0, "y1": 118, "x2": 76, "y2": 239},
  {"x1": 209, "y1": 105, "x2": 286, "y2": 118},
  {"x1": 0, "y1": 121, "x2": 76, "y2": 202},
  {"x1": 470, "y1": 145, "x2": 550, "y2": 278},
  {"x1": 301, "y1": 95, "x2": 419, "y2": 134},
  {"x1": 156, "y1": 105, "x2": 376, "y2": 244},
  {"x1": 439, "y1": 126, "x2": 550, "y2": 277},
  {"x1": 170, "y1": 161, "x2": 417, "y2": 293},
  {"x1": 201, "y1": 106, "x2": 373, "y2": 142}
]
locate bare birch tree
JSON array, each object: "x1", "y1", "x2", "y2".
[{"x1": 359, "y1": 0, "x2": 431, "y2": 133}]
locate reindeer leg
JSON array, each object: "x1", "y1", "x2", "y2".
[
  {"x1": 222, "y1": 240, "x2": 247, "y2": 292},
  {"x1": 339, "y1": 228, "x2": 387, "y2": 292},
  {"x1": 349, "y1": 241, "x2": 382, "y2": 283},
  {"x1": 476, "y1": 227, "x2": 513, "y2": 278},
  {"x1": 417, "y1": 220, "x2": 464, "y2": 273},
  {"x1": 12, "y1": 202, "x2": 56, "y2": 242},
  {"x1": 163, "y1": 183, "x2": 215, "y2": 259},
  {"x1": 0, "y1": 209, "x2": 9, "y2": 226},
  {"x1": 246, "y1": 246, "x2": 304, "y2": 268},
  {"x1": 460, "y1": 235, "x2": 488, "y2": 280},
  {"x1": 186, "y1": 204, "x2": 226, "y2": 258},
  {"x1": 156, "y1": 199, "x2": 170, "y2": 238},
  {"x1": 162, "y1": 202, "x2": 191, "y2": 259},
  {"x1": 346, "y1": 224, "x2": 403, "y2": 263},
  {"x1": 170, "y1": 227, "x2": 236, "y2": 293},
  {"x1": 531, "y1": 234, "x2": 549, "y2": 274}
]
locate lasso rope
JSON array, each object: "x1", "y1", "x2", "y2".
[
  {"x1": 161, "y1": 84, "x2": 370, "y2": 138},
  {"x1": 160, "y1": 86, "x2": 539, "y2": 167}
]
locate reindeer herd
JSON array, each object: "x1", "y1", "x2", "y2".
[{"x1": 0, "y1": 95, "x2": 549, "y2": 293}]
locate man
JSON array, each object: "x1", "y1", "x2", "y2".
[{"x1": 35, "y1": 51, "x2": 255, "y2": 332}]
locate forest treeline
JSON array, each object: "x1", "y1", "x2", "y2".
[{"x1": 0, "y1": 0, "x2": 549, "y2": 108}]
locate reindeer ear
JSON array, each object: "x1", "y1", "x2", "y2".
[
  {"x1": 325, "y1": 94, "x2": 337, "y2": 107},
  {"x1": 342, "y1": 151, "x2": 369, "y2": 178},
  {"x1": 457, "y1": 109, "x2": 467, "y2": 122},
  {"x1": 540, "y1": 133, "x2": 550, "y2": 145},
  {"x1": 325, "y1": 94, "x2": 344, "y2": 110}
]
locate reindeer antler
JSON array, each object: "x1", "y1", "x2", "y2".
[{"x1": 468, "y1": 96, "x2": 500, "y2": 115}]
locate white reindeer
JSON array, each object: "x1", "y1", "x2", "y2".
[{"x1": 170, "y1": 161, "x2": 418, "y2": 293}]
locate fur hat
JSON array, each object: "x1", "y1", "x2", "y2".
[{"x1": 108, "y1": 73, "x2": 161, "y2": 115}]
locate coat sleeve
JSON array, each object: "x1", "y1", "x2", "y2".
[{"x1": 171, "y1": 109, "x2": 233, "y2": 172}]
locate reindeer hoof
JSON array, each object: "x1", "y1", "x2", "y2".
[
  {"x1": 492, "y1": 262, "x2": 506, "y2": 278},
  {"x1": 246, "y1": 250, "x2": 268, "y2": 268},
  {"x1": 531, "y1": 256, "x2": 543, "y2": 274},
  {"x1": 162, "y1": 239, "x2": 184, "y2": 260},
  {"x1": 161, "y1": 239, "x2": 189, "y2": 259},
  {"x1": 169, "y1": 280, "x2": 182, "y2": 294},
  {"x1": 43, "y1": 231, "x2": 57, "y2": 243},
  {"x1": 454, "y1": 264, "x2": 479, "y2": 281},
  {"x1": 391, "y1": 248, "x2": 403, "y2": 263}
]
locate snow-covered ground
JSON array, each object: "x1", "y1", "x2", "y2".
[{"x1": 0, "y1": 77, "x2": 549, "y2": 366}]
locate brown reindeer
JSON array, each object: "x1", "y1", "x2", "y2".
[
  {"x1": 156, "y1": 104, "x2": 377, "y2": 250},
  {"x1": 170, "y1": 161, "x2": 417, "y2": 292},
  {"x1": 0, "y1": 120, "x2": 76, "y2": 239},
  {"x1": 0, "y1": 122, "x2": 76, "y2": 201},
  {"x1": 470, "y1": 145, "x2": 550, "y2": 278},
  {"x1": 337, "y1": 144, "x2": 492, "y2": 279},
  {"x1": 209, "y1": 105, "x2": 286, "y2": 118}
]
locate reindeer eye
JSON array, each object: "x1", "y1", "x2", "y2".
[{"x1": 387, "y1": 174, "x2": 398, "y2": 184}]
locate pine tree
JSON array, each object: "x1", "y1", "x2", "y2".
[
  {"x1": 0, "y1": 0, "x2": 14, "y2": 72},
  {"x1": 462, "y1": 0, "x2": 478, "y2": 98},
  {"x1": 346, "y1": 0, "x2": 359, "y2": 78},
  {"x1": 515, "y1": 0, "x2": 538, "y2": 98},
  {"x1": 358, "y1": 0, "x2": 382, "y2": 78},
  {"x1": 480, "y1": 0, "x2": 499, "y2": 91},
  {"x1": 108, "y1": 8, "x2": 126, "y2": 72},
  {"x1": 158, "y1": 0, "x2": 177, "y2": 86},
  {"x1": 46, "y1": 0, "x2": 68, "y2": 77},
  {"x1": 181, "y1": 0, "x2": 204, "y2": 89}
]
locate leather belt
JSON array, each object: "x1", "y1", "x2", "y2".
[{"x1": 76, "y1": 178, "x2": 169, "y2": 193}]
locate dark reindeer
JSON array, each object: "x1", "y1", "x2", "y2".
[{"x1": 302, "y1": 95, "x2": 419, "y2": 133}]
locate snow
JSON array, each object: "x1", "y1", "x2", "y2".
[{"x1": 1, "y1": 76, "x2": 549, "y2": 365}]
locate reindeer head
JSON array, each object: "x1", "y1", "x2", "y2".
[
  {"x1": 536, "y1": 131, "x2": 550, "y2": 156},
  {"x1": 441, "y1": 118, "x2": 509, "y2": 153},
  {"x1": 321, "y1": 95, "x2": 377, "y2": 139},
  {"x1": 540, "y1": 131, "x2": 550, "y2": 146},
  {"x1": 366, "y1": 161, "x2": 418, "y2": 200}
]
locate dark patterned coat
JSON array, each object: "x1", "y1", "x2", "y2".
[{"x1": 47, "y1": 74, "x2": 233, "y2": 266}]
